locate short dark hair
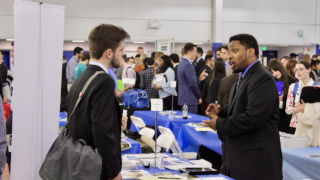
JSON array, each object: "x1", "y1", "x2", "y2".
[
  {"x1": 126, "y1": 56, "x2": 134, "y2": 63},
  {"x1": 73, "y1": 47, "x2": 83, "y2": 55},
  {"x1": 217, "y1": 45, "x2": 228, "y2": 52},
  {"x1": 170, "y1": 53, "x2": 179, "y2": 63},
  {"x1": 151, "y1": 52, "x2": 156, "y2": 59},
  {"x1": 88, "y1": 24, "x2": 130, "y2": 59},
  {"x1": 183, "y1": 43, "x2": 197, "y2": 55},
  {"x1": 204, "y1": 55, "x2": 213, "y2": 63},
  {"x1": 197, "y1": 47, "x2": 203, "y2": 55},
  {"x1": 311, "y1": 60, "x2": 318, "y2": 66},
  {"x1": 298, "y1": 60, "x2": 311, "y2": 69},
  {"x1": 145, "y1": 57, "x2": 154, "y2": 66},
  {"x1": 81, "y1": 53, "x2": 90, "y2": 61},
  {"x1": 11, "y1": 41, "x2": 14, "y2": 46},
  {"x1": 229, "y1": 34, "x2": 259, "y2": 58},
  {"x1": 63, "y1": 56, "x2": 66, "y2": 60},
  {"x1": 135, "y1": 54, "x2": 141, "y2": 58},
  {"x1": 290, "y1": 53, "x2": 297, "y2": 58}
]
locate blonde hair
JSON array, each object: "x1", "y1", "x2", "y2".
[{"x1": 154, "y1": 52, "x2": 164, "y2": 60}]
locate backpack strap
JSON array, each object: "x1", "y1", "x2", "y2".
[{"x1": 66, "y1": 71, "x2": 105, "y2": 128}]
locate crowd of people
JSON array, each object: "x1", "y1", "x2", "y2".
[
  {"x1": 0, "y1": 23, "x2": 320, "y2": 179},
  {"x1": 58, "y1": 26, "x2": 320, "y2": 179}
]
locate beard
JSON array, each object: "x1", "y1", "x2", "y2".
[{"x1": 111, "y1": 55, "x2": 120, "y2": 68}]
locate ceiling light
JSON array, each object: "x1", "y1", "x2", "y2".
[
  {"x1": 72, "y1": 40, "x2": 85, "y2": 43},
  {"x1": 133, "y1": 41, "x2": 145, "y2": 44},
  {"x1": 6, "y1": 39, "x2": 14, "y2": 41}
]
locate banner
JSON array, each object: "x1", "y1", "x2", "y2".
[{"x1": 155, "y1": 38, "x2": 174, "y2": 55}]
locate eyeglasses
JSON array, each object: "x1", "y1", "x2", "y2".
[{"x1": 294, "y1": 68, "x2": 306, "y2": 73}]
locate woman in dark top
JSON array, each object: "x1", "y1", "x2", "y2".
[
  {"x1": 204, "y1": 58, "x2": 226, "y2": 104},
  {"x1": 268, "y1": 60, "x2": 297, "y2": 134}
]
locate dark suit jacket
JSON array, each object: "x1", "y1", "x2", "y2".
[
  {"x1": 216, "y1": 62, "x2": 282, "y2": 180},
  {"x1": 217, "y1": 73, "x2": 239, "y2": 108},
  {"x1": 177, "y1": 58, "x2": 201, "y2": 106},
  {"x1": 195, "y1": 58, "x2": 205, "y2": 77},
  {"x1": 60, "y1": 62, "x2": 68, "y2": 111},
  {"x1": 67, "y1": 65, "x2": 122, "y2": 179},
  {"x1": 205, "y1": 73, "x2": 225, "y2": 104}
]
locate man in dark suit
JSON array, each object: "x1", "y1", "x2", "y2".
[
  {"x1": 195, "y1": 47, "x2": 205, "y2": 77},
  {"x1": 203, "y1": 34, "x2": 282, "y2": 180},
  {"x1": 178, "y1": 43, "x2": 206, "y2": 114},
  {"x1": 67, "y1": 24, "x2": 130, "y2": 180}
]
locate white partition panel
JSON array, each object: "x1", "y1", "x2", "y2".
[
  {"x1": 11, "y1": 1, "x2": 64, "y2": 179},
  {"x1": 40, "y1": 3, "x2": 65, "y2": 160},
  {"x1": 11, "y1": 1, "x2": 41, "y2": 179}
]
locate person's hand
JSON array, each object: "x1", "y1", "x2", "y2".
[
  {"x1": 111, "y1": 173, "x2": 122, "y2": 180},
  {"x1": 153, "y1": 82, "x2": 162, "y2": 90},
  {"x1": 198, "y1": 98, "x2": 202, "y2": 104},
  {"x1": 201, "y1": 116, "x2": 218, "y2": 130},
  {"x1": 115, "y1": 90, "x2": 123, "y2": 97},
  {"x1": 121, "y1": 117, "x2": 128, "y2": 131},
  {"x1": 199, "y1": 69, "x2": 208, "y2": 82},
  {"x1": 205, "y1": 103, "x2": 220, "y2": 118}
]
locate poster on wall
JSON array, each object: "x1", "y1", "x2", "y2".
[{"x1": 155, "y1": 38, "x2": 174, "y2": 55}]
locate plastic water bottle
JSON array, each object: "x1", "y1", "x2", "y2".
[{"x1": 182, "y1": 103, "x2": 188, "y2": 119}]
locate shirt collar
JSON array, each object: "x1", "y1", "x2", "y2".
[
  {"x1": 196, "y1": 57, "x2": 202, "y2": 63},
  {"x1": 183, "y1": 56, "x2": 193, "y2": 64},
  {"x1": 89, "y1": 61, "x2": 109, "y2": 74},
  {"x1": 241, "y1": 60, "x2": 260, "y2": 78}
]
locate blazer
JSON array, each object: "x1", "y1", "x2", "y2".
[
  {"x1": 216, "y1": 62, "x2": 282, "y2": 180},
  {"x1": 67, "y1": 65, "x2": 122, "y2": 179},
  {"x1": 177, "y1": 58, "x2": 201, "y2": 106},
  {"x1": 205, "y1": 73, "x2": 225, "y2": 104},
  {"x1": 195, "y1": 58, "x2": 205, "y2": 77},
  {"x1": 217, "y1": 73, "x2": 239, "y2": 108}
]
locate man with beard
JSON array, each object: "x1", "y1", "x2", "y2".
[
  {"x1": 203, "y1": 34, "x2": 282, "y2": 180},
  {"x1": 67, "y1": 24, "x2": 129, "y2": 180}
]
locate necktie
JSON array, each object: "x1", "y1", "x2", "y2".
[{"x1": 235, "y1": 73, "x2": 243, "y2": 91}]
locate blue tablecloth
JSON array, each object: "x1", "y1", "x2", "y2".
[
  {"x1": 177, "y1": 124, "x2": 222, "y2": 155},
  {"x1": 282, "y1": 147, "x2": 320, "y2": 180},
  {"x1": 131, "y1": 111, "x2": 209, "y2": 137},
  {"x1": 122, "y1": 138, "x2": 142, "y2": 154}
]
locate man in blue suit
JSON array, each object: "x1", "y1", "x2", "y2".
[{"x1": 178, "y1": 43, "x2": 207, "y2": 114}]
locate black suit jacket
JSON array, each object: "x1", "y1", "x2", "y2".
[
  {"x1": 195, "y1": 58, "x2": 205, "y2": 77},
  {"x1": 217, "y1": 73, "x2": 239, "y2": 108},
  {"x1": 67, "y1": 65, "x2": 122, "y2": 179},
  {"x1": 216, "y1": 62, "x2": 282, "y2": 180}
]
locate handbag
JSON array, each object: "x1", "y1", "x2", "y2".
[
  {"x1": 39, "y1": 71, "x2": 105, "y2": 180},
  {"x1": 123, "y1": 88, "x2": 149, "y2": 108}
]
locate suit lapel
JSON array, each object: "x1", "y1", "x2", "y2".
[{"x1": 227, "y1": 62, "x2": 261, "y2": 114}]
